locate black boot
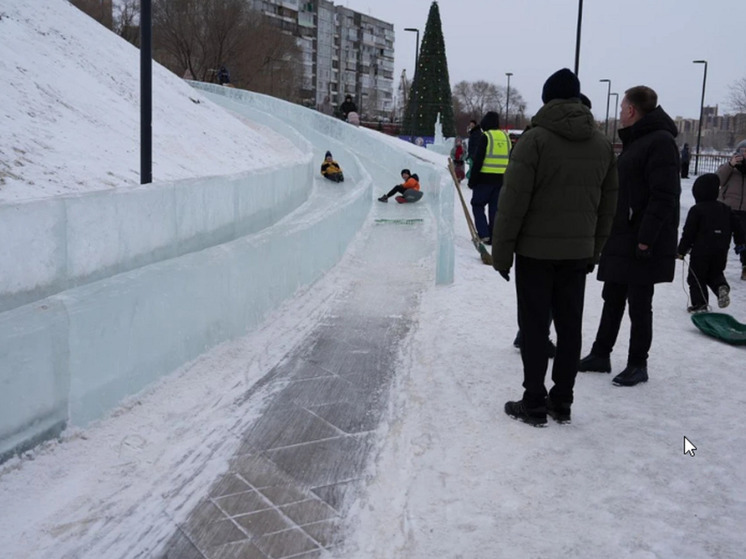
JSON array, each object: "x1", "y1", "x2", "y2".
[
  {"x1": 546, "y1": 396, "x2": 571, "y2": 424},
  {"x1": 578, "y1": 353, "x2": 611, "y2": 373},
  {"x1": 504, "y1": 400, "x2": 547, "y2": 427},
  {"x1": 612, "y1": 365, "x2": 648, "y2": 387}
]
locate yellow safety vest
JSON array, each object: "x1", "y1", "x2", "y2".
[{"x1": 481, "y1": 129, "x2": 511, "y2": 174}]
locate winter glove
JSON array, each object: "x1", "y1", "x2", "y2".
[
  {"x1": 635, "y1": 244, "x2": 652, "y2": 260},
  {"x1": 497, "y1": 269, "x2": 510, "y2": 282},
  {"x1": 735, "y1": 245, "x2": 745, "y2": 255}
]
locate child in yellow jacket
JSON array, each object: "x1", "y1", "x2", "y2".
[{"x1": 320, "y1": 151, "x2": 344, "y2": 182}]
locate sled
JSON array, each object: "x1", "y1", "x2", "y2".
[
  {"x1": 395, "y1": 190, "x2": 423, "y2": 204},
  {"x1": 690, "y1": 312, "x2": 746, "y2": 346}
]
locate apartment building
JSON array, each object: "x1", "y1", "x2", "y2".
[
  {"x1": 675, "y1": 105, "x2": 746, "y2": 151},
  {"x1": 251, "y1": 0, "x2": 395, "y2": 120}
]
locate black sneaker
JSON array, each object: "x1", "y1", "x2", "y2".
[
  {"x1": 612, "y1": 365, "x2": 648, "y2": 387},
  {"x1": 578, "y1": 353, "x2": 611, "y2": 373},
  {"x1": 377, "y1": 195, "x2": 388, "y2": 203},
  {"x1": 717, "y1": 285, "x2": 730, "y2": 309},
  {"x1": 546, "y1": 397, "x2": 571, "y2": 424},
  {"x1": 504, "y1": 400, "x2": 547, "y2": 427},
  {"x1": 547, "y1": 339, "x2": 556, "y2": 359},
  {"x1": 687, "y1": 304, "x2": 708, "y2": 313}
]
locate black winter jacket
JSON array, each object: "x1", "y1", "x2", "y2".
[
  {"x1": 677, "y1": 178, "x2": 745, "y2": 258},
  {"x1": 598, "y1": 106, "x2": 681, "y2": 284},
  {"x1": 467, "y1": 124, "x2": 482, "y2": 161}
]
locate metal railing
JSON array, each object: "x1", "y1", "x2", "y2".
[{"x1": 691, "y1": 153, "x2": 731, "y2": 174}]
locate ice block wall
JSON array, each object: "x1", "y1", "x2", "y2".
[{"x1": 0, "y1": 87, "x2": 454, "y2": 463}]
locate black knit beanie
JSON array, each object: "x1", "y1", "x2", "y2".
[
  {"x1": 325, "y1": 151, "x2": 332, "y2": 158},
  {"x1": 542, "y1": 68, "x2": 581, "y2": 104}
]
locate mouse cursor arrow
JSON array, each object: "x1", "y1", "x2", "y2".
[{"x1": 683, "y1": 436, "x2": 696, "y2": 457}]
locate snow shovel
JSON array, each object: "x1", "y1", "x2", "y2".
[
  {"x1": 690, "y1": 312, "x2": 746, "y2": 346},
  {"x1": 447, "y1": 157, "x2": 492, "y2": 266}
]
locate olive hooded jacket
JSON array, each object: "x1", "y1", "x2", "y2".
[{"x1": 491, "y1": 99, "x2": 618, "y2": 271}]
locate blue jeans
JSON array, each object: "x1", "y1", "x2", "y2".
[{"x1": 470, "y1": 178, "x2": 503, "y2": 239}]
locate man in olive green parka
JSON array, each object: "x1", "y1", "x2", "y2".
[{"x1": 493, "y1": 68, "x2": 618, "y2": 427}]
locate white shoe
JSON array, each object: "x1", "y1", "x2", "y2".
[{"x1": 717, "y1": 285, "x2": 730, "y2": 308}]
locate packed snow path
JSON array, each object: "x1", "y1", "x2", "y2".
[{"x1": 152, "y1": 206, "x2": 434, "y2": 558}]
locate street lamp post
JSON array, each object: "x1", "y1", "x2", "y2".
[
  {"x1": 574, "y1": 0, "x2": 583, "y2": 75},
  {"x1": 505, "y1": 72, "x2": 513, "y2": 129},
  {"x1": 599, "y1": 78, "x2": 611, "y2": 138},
  {"x1": 609, "y1": 92, "x2": 619, "y2": 145},
  {"x1": 404, "y1": 27, "x2": 420, "y2": 76},
  {"x1": 693, "y1": 59, "x2": 708, "y2": 175},
  {"x1": 403, "y1": 27, "x2": 420, "y2": 138},
  {"x1": 140, "y1": 0, "x2": 152, "y2": 184}
]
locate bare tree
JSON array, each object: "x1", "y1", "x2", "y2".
[
  {"x1": 113, "y1": 0, "x2": 140, "y2": 45},
  {"x1": 148, "y1": 0, "x2": 301, "y2": 100},
  {"x1": 727, "y1": 77, "x2": 746, "y2": 114},
  {"x1": 453, "y1": 80, "x2": 502, "y2": 117},
  {"x1": 452, "y1": 79, "x2": 527, "y2": 128}
]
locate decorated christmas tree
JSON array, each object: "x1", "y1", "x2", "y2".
[{"x1": 402, "y1": 2, "x2": 455, "y2": 138}]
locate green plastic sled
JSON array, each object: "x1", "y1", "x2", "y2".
[{"x1": 690, "y1": 312, "x2": 746, "y2": 346}]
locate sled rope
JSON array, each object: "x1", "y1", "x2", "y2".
[{"x1": 680, "y1": 256, "x2": 711, "y2": 312}]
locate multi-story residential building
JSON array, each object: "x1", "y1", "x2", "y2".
[
  {"x1": 251, "y1": 0, "x2": 394, "y2": 120},
  {"x1": 674, "y1": 106, "x2": 746, "y2": 152}
]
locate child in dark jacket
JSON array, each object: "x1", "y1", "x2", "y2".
[
  {"x1": 677, "y1": 173, "x2": 745, "y2": 312},
  {"x1": 320, "y1": 151, "x2": 344, "y2": 182}
]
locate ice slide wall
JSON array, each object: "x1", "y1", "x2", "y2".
[{"x1": 0, "y1": 87, "x2": 454, "y2": 463}]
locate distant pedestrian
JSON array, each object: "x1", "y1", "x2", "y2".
[
  {"x1": 493, "y1": 68, "x2": 618, "y2": 427},
  {"x1": 320, "y1": 151, "x2": 344, "y2": 183},
  {"x1": 318, "y1": 95, "x2": 334, "y2": 116},
  {"x1": 340, "y1": 95, "x2": 358, "y2": 121},
  {"x1": 677, "y1": 173, "x2": 745, "y2": 312},
  {"x1": 450, "y1": 137, "x2": 466, "y2": 180},
  {"x1": 681, "y1": 143, "x2": 691, "y2": 178},
  {"x1": 467, "y1": 111, "x2": 511, "y2": 243},
  {"x1": 579, "y1": 85, "x2": 681, "y2": 387},
  {"x1": 716, "y1": 139, "x2": 746, "y2": 280},
  {"x1": 217, "y1": 65, "x2": 231, "y2": 86}
]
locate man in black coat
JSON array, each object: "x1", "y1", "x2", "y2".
[{"x1": 579, "y1": 86, "x2": 681, "y2": 387}]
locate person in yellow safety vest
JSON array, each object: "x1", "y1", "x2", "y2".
[{"x1": 467, "y1": 111, "x2": 511, "y2": 244}]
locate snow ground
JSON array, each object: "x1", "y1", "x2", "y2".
[{"x1": 1, "y1": 1, "x2": 745, "y2": 558}]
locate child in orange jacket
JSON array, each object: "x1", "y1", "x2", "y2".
[{"x1": 377, "y1": 169, "x2": 422, "y2": 203}]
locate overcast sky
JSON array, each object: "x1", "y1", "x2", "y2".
[{"x1": 340, "y1": 0, "x2": 740, "y2": 122}]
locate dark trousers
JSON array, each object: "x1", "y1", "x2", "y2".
[
  {"x1": 681, "y1": 161, "x2": 690, "y2": 178},
  {"x1": 515, "y1": 255, "x2": 587, "y2": 408},
  {"x1": 736, "y1": 211, "x2": 746, "y2": 267},
  {"x1": 687, "y1": 251, "x2": 728, "y2": 307},
  {"x1": 470, "y1": 175, "x2": 503, "y2": 239},
  {"x1": 590, "y1": 282, "x2": 654, "y2": 368},
  {"x1": 385, "y1": 185, "x2": 406, "y2": 198}
]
